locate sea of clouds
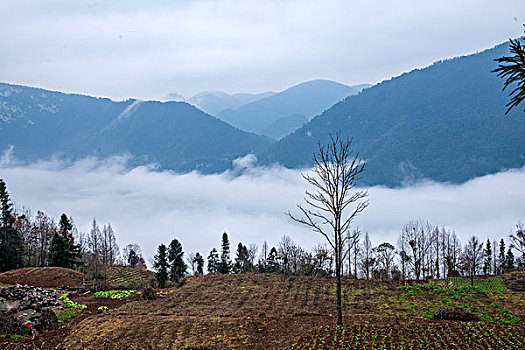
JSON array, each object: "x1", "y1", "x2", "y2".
[{"x1": 1, "y1": 152, "x2": 524, "y2": 264}]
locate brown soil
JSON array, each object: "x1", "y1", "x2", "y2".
[
  {"x1": 1, "y1": 274, "x2": 523, "y2": 349},
  {"x1": 58, "y1": 274, "x2": 422, "y2": 349},
  {"x1": 0, "y1": 267, "x2": 90, "y2": 288},
  {"x1": 503, "y1": 270, "x2": 525, "y2": 292},
  {"x1": 107, "y1": 266, "x2": 156, "y2": 288}
]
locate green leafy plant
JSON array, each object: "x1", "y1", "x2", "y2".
[
  {"x1": 93, "y1": 289, "x2": 138, "y2": 300},
  {"x1": 59, "y1": 293, "x2": 87, "y2": 309}
]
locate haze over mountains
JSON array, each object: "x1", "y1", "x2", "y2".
[
  {"x1": 217, "y1": 80, "x2": 364, "y2": 139},
  {"x1": 164, "y1": 80, "x2": 368, "y2": 139},
  {"x1": 1, "y1": 40, "x2": 524, "y2": 187}
]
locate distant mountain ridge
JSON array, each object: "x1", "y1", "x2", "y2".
[
  {"x1": 259, "y1": 41, "x2": 525, "y2": 186},
  {"x1": 217, "y1": 79, "x2": 361, "y2": 139},
  {"x1": 162, "y1": 91, "x2": 276, "y2": 116},
  {"x1": 0, "y1": 83, "x2": 273, "y2": 173}
]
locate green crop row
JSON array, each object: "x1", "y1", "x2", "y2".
[
  {"x1": 59, "y1": 293, "x2": 87, "y2": 309},
  {"x1": 94, "y1": 289, "x2": 138, "y2": 300}
]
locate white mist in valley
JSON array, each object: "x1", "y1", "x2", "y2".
[{"x1": 1, "y1": 156, "x2": 524, "y2": 264}]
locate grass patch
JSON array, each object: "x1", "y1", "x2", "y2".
[{"x1": 57, "y1": 308, "x2": 86, "y2": 323}]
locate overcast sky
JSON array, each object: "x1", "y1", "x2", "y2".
[
  {"x1": 2, "y1": 154, "x2": 524, "y2": 264},
  {"x1": 1, "y1": 0, "x2": 524, "y2": 100}
]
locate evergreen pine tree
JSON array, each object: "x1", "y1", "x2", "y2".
[
  {"x1": 127, "y1": 249, "x2": 139, "y2": 267},
  {"x1": 498, "y1": 239, "x2": 506, "y2": 274},
  {"x1": 168, "y1": 238, "x2": 187, "y2": 281},
  {"x1": 195, "y1": 252, "x2": 204, "y2": 275},
  {"x1": 218, "y1": 232, "x2": 232, "y2": 274},
  {"x1": 0, "y1": 179, "x2": 15, "y2": 228},
  {"x1": 234, "y1": 243, "x2": 251, "y2": 273},
  {"x1": 266, "y1": 247, "x2": 280, "y2": 273},
  {"x1": 153, "y1": 244, "x2": 169, "y2": 288},
  {"x1": 48, "y1": 214, "x2": 81, "y2": 268},
  {"x1": 207, "y1": 248, "x2": 219, "y2": 273},
  {"x1": 482, "y1": 239, "x2": 492, "y2": 275},
  {"x1": 0, "y1": 179, "x2": 24, "y2": 272},
  {"x1": 505, "y1": 248, "x2": 515, "y2": 272}
]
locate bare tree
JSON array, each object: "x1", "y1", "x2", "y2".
[
  {"x1": 247, "y1": 244, "x2": 258, "y2": 267},
  {"x1": 510, "y1": 222, "x2": 525, "y2": 267},
  {"x1": 397, "y1": 230, "x2": 411, "y2": 280},
  {"x1": 87, "y1": 218, "x2": 103, "y2": 278},
  {"x1": 186, "y1": 252, "x2": 197, "y2": 274},
  {"x1": 460, "y1": 236, "x2": 484, "y2": 286},
  {"x1": 278, "y1": 235, "x2": 295, "y2": 274},
  {"x1": 346, "y1": 228, "x2": 360, "y2": 276},
  {"x1": 288, "y1": 133, "x2": 369, "y2": 325},
  {"x1": 373, "y1": 242, "x2": 395, "y2": 279},
  {"x1": 360, "y1": 232, "x2": 374, "y2": 280}
]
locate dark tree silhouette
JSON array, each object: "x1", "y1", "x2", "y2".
[
  {"x1": 483, "y1": 239, "x2": 492, "y2": 275},
  {"x1": 0, "y1": 179, "x2": 23, "y2": 272},
  {"x1": 207, "y1": 248, "x2": 219, "y2": 273},
  {"x1": 505, "y1": 248, "x2": 515, "y2": 272},
  {"x1": 498, "y1": 239, "x2": 506, "y2": 275},
  {"x1": 493, "y1": 33, "x2": 525, "y2": 114},
  {"x1": 218, "y1": 232, "x2": 232, "y2": 274},
  {"x1": 127, "y1": 249, "x2": 139, "y2": 268},
  {"x1": 168, "y1": 238, "x2": 187, "y2": 282},
  {"x1": 234, "y1": 243, "x2": 252, "y2": 273},
  {"x1": 48, "y1": 214, "x2": 80, "y2": 268},
  {"x1": 194, "y1": 252, "x2": 204, "y2": 275},
  {"x1": 153, "y1": 244, "x2": 169, "y2": 288},
  {"x1": 288, "y1": 133, "x2": 369, "y2": 326}
]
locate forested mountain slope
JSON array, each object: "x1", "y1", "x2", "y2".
[{"x1": 259, "y1": 41, "x2": 525, "y2": 186}]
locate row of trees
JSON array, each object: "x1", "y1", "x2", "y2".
[
  {"x1": 150, "y1": 227, "x2": 523, "y2": 282},
  {"x1": 0, "y1": 178, "x2": 147, "y2": 277},
  {"x1": 0, "y1": 179, "x2": 83, "y2": 272}
]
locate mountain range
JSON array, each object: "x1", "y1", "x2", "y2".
[
  {"x1": 259, "y1": 41, "x2": 525, "y2": 186},
  {"x1": 217, "y1": 80, "x2": 364, "y2": 139},
  {"x1": 0, "y1": 84, "x2": 272, "y2": 173},
  {"x1": 1, "y1": 40, "x2": 524, "y2": 187},
  {"x1": 164, "y1": 91, "x2": 276, "y2": 116}
]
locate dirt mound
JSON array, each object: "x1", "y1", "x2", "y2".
[
  {"x1": 503, "y1": 270, "x2": 525, "y2": 292},
  {"x1": 0, "y1": 267, "x2": 89, "y2": 288},
  {"x1": 0, "y1": 312, "x2": 26, "y2": 335}
]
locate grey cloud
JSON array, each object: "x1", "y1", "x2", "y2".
[{"x1": 1, "y1": 1, "x2": 524, "y2": 99}]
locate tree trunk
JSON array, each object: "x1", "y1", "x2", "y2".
[{"x1": 336, "y1": 256, "x2": 343, "y2": 325}]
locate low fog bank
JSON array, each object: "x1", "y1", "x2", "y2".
[{"x1": 1, "y1": 156, "x2": 524, "y2": 264}]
